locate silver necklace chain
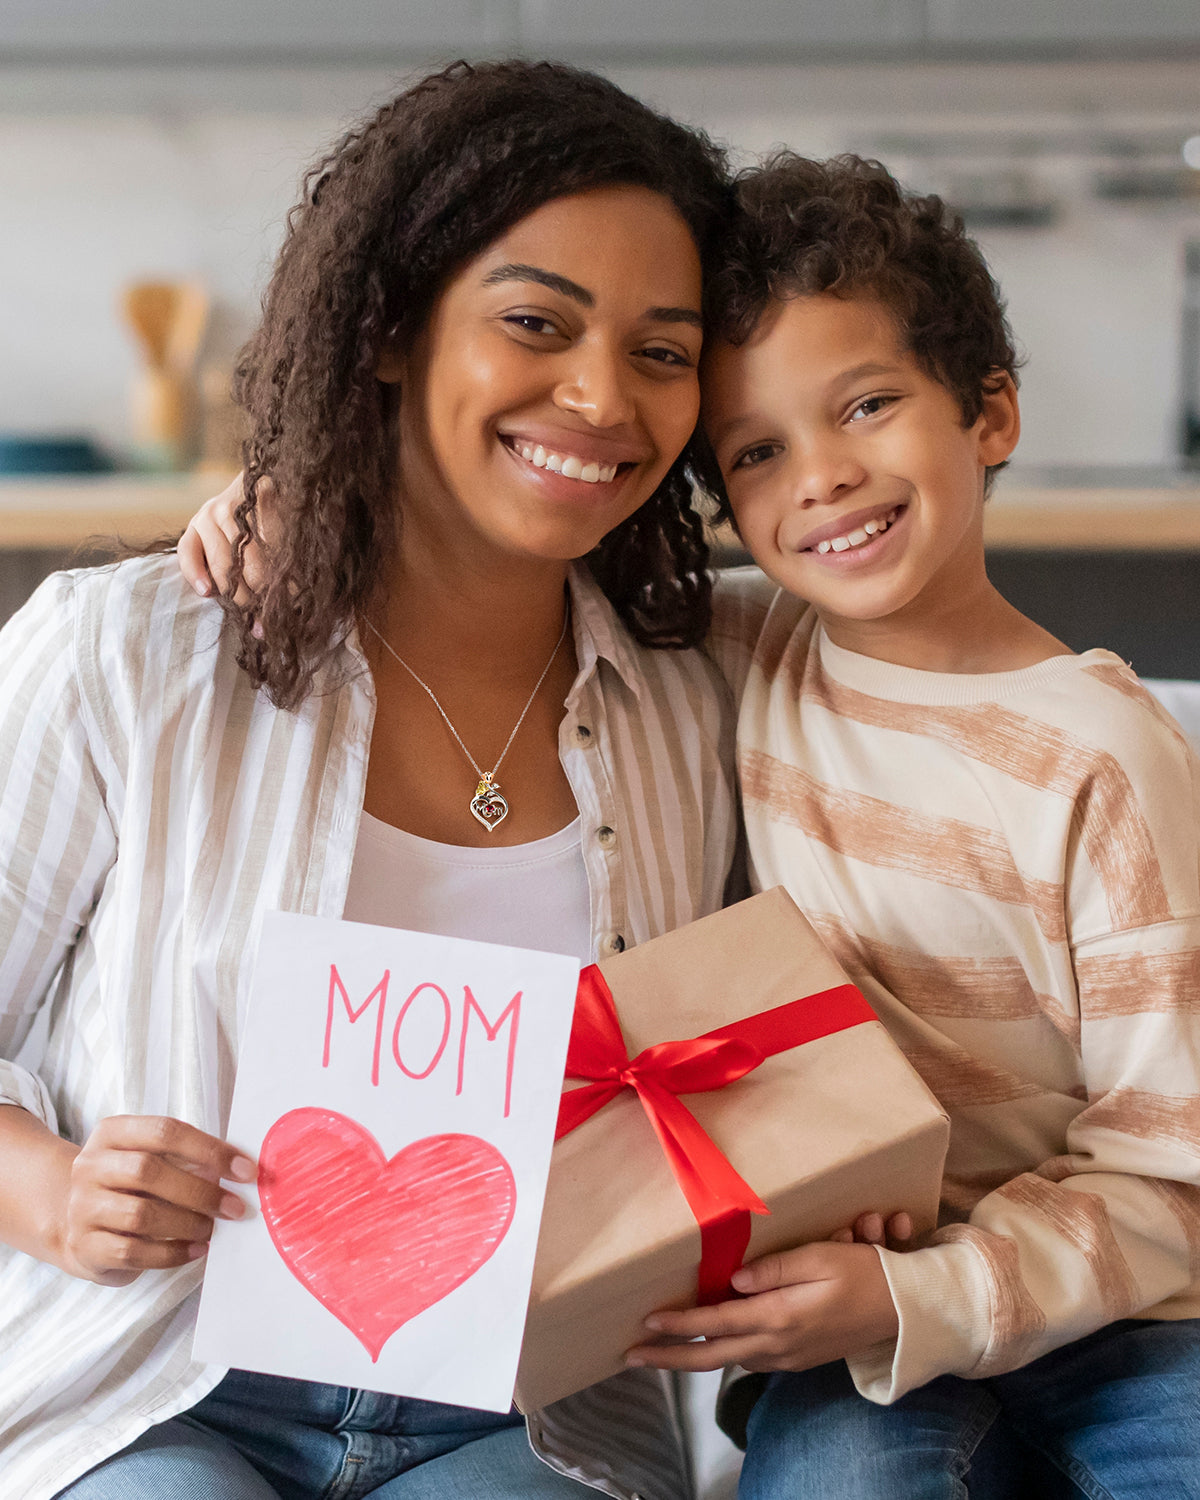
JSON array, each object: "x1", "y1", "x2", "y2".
[{"x1": 364, "y1": 609, "x2": 570, "y2": 785}]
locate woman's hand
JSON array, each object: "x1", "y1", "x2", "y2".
[
  {"x1": 55, "y1": 1115, "x2": 256, "y2": 1287},
  {"x1": 177, "y1": 473, "x2": 270, "y2": 607},
  {"x1": 625, "y1": 1239, "x2": 900, "y2": 1375}
]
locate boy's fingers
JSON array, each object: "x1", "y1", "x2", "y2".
[
  {"x1": 643, "y1": 1298, "x2": 759, "y2": 1341},
  {"x1": 887, "y1": 1211, "x2": 913, "y2": 1243},
  {"x1": 177, "y1": 524, "x2": 214, "y2": 596},
  {"x1": 731, "y1": 1245, "x2": 818, "y2": 1293},
  {"x1": 855, "y1": 1212, "x2": 885, "y2": 1245},
  {"x1": 829, "y1": 1227, "x2": 854, "y2": 1244},
  {"x1": 190, "y1": 511, "x2": 244, "y2": 604},
  {"x1": 627, "y1": 1337, "x2": 744, "y2": 1373}
]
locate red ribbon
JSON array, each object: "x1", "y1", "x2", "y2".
[{"x1": 555, "y1": 964, "x2": 876, "y2": 1302}]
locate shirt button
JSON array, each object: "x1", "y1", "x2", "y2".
[
  {"x1": 601, "y1": 932, "x2": 626, "y2": 955},
  {"x1": 596, "y1": 825, "x2": 616, "y2": 848},
  {"x1": 572, "y1": 724, "x2": 593, "y2": 747}
]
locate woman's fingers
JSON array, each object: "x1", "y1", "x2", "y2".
[
  {"x1": 88, "y1": 1185, "x2": 220, "y2": 1245},
  {"x1": 63, "y1": 1115, "x2": 256, "y2": 1283},
  {"x1": 76, "y1": 1229, "x2": 209, "y2": 1284},
  {"x1": 85, "y1": 1114, "x2": 256, "y2": 1184}
]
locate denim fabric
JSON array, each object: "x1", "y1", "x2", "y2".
[
  {"x1": 739, "y1": 1318, "x2": 1200, "y2": 1499},
  {"x1": 56, "y1": 1370, "x2": 590, "y2": 1500}
]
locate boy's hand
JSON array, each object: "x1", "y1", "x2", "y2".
[
  {"x1": 829, "y1": 1209, "x2": 912, "y2": 1247},
  {"x1": 625, "y1": 1240, "x2": 899, "y2": 1374},
  {"x1": 177, "y1": 473, "x2": 272, "y2": 608}
]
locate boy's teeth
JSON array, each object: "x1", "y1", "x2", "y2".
[
  {"x1": 814, "y1": 509, "x2": 898, "y2": 555},
  {"x1": 513, "y1": 441, "x2": 618, "y2": 484}
]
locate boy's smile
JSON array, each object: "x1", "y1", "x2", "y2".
[{"x1": 704, "y1": 293, "x2": 1022, "y2": 665}]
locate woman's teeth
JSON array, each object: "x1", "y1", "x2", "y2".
[
  {"x1": 513, "y1": 441, "x2": 618, "y2": 485},
  {"x1": 813, "y1": 508, "x2": 900, "y2": 555}
]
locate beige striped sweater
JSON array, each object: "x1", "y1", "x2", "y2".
[{"x1": 712, "y1": 567, "x2": 1200, "y2": 1405}]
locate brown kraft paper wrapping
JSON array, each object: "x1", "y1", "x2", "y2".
[{"x1": 513, "y1": 887, "x2": 950, "y2": 1411}]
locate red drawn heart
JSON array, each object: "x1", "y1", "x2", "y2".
[{"x1": 258, "y1": 1107, "x2": 517, "y2": 1361}]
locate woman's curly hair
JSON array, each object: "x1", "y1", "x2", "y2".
[
  {"x1": 697, "y1": 152, "x2": 1020, "y2": 511},
  {"x1": 228, "y1": 59, "x2": 731, "y2": 709}
]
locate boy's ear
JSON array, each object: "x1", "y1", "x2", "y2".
[{"x1": 976, "y1": 372, "x2": 1020, "y2": 466}]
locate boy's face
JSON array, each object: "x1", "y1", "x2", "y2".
[{"x1": 703, "y1": 294, "x2": 1018, "y2": 644}]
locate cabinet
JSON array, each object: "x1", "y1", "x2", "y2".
[
  {"x1": 518, "y1": 0, "x2": 924, "y2": 52},
  {"x1": 0, "y1": 0, "x2": 516, "y2": 54},
  {"x1": 926, "y1": 0, "x2": 1200, "y2": 45}
]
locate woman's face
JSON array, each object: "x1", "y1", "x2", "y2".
[{"x1": 386, "y1": 184, "x2": 704, "y2": 572}]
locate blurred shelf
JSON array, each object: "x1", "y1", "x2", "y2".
[
  {"x1": 984, "y1": 485, "x2": 1200, "y2": 550},
  {"x1": 0, "y1": 472, "x2": 234, "y2": 549},
  {"x1": 5, "y1": 473, "x2": 1200, "y2": 554}
]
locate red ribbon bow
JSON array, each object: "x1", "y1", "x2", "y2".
[{"x1": 555, "y1": 964, "x2": 875, "y2": 1302}]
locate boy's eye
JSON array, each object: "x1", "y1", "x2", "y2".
[
  {"x1": 848, "y1": 394, "x2": 894, "y2": 422},
  {"x1": 730, "y1": 441, "x2": 780, "y2": 472}
]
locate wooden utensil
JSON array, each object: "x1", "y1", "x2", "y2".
[{"x1": 121, "y1": 280, "x2": 210, "y2": 468}]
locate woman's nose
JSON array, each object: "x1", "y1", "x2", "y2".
[{"x1": 553, "y1": 346, "x2": 636, "y2": 428}]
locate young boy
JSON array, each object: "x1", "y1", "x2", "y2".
[{"x1": 629, "y1": 156, "x2": 1200, "y2": 1495}]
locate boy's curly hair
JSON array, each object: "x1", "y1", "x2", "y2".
[
  {"x1": 701, "y1": 152, "x2": 1019, "y2": 502},
  {"x1": 230, "y1": 60, "x2": 731, "y2": 709}
]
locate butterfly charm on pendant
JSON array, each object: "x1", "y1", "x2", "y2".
[{"x1": 470, "y1": 773, "x2": 509, "y2": 833}]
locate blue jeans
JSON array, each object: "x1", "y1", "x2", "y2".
[
  {"x1": 57, "y1": 1369, "x2": 592, "y2": 1499},
  {"x1": 740, "y1": 1318, "x2": 1200, "y2": 1499}
]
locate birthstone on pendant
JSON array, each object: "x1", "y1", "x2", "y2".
[{"x1": 470, "y1": 775, "x2": 509, "y2": 833}]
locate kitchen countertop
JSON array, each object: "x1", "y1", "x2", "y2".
[
  {"x1": 0, "y1": 472, "x2": 235, "y2": 550},
  {"x1": 3, "y1": 470, "x2": 1200, "y2": 552}
]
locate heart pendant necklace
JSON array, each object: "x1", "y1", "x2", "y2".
[{"x1": 365, "y1": 608, "x2": 569, "y2": 834}]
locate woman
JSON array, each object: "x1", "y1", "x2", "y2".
[{"x1": 0, "y1": 61, "x2": 740, "y2": 1499}]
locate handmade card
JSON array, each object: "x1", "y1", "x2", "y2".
[{"x1": 193, "y1": 910, "x2": 580, "y2": 1412}]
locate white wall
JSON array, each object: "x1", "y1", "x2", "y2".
[{"x1": 1, "y1": 57, "x2": 1197, "y2": 469}]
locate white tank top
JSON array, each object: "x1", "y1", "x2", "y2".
[{"x1": 341, "y1": 810, "x2": 592, "y2": 963}]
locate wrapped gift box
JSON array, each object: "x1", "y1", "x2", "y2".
[{"x1": 513, "y1": 887, "x2": 949, "y2": 1411}]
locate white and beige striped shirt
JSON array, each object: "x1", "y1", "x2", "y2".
[
  {"x1": 712, "y1": 568, "x2": 1200, "y2": 1409},
  {"x1": 0, "y1": 555, "x2": 739, "y2": 1500}
]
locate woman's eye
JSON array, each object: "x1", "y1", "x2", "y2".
[
  {"x1": 504, "y1": 313, "x2": 560, "y2": 336},
  {"x1": 639, "y1": 345, "x2": 693, "y2": 369},
  {"x1": 731, "y1": 442, "x2": 779, "y2": 472}
]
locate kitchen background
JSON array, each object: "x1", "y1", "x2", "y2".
[{"x1": 3, "y1": 0, "x2": 1200, "y2": 671}]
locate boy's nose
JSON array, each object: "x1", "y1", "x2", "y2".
[
  {"x1": 793, "y1": 443, "x2": 868, "y2": 506},
  {"x1": 553, "y1": 347, "x2": 637, "y2": 429}
]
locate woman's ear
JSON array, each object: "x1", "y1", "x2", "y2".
[
  {"x1": 977, "y1": 371, "x2": 1020, "y2": 467},
  {"x1": 376, "y1": 342, "x2": 405, "y2": 385}
]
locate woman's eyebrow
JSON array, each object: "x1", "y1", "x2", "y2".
[
  {"x1": 647, "y1": 306, "x2": 702, "y2": 329},
  {"x1": 481, "y1": 264, "x2": 701, "y2": 328},
  {"x1": 483, "y1": 263, "x2": 594, "y2": 306}
]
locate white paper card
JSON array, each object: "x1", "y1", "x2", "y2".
[{"x1": 194, "y1": 910, "x2": 580, "y2": 1412}]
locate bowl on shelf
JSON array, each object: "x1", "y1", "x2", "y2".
[{"x1": 0, "y1": 436, "x2": 114, "y2": 476}]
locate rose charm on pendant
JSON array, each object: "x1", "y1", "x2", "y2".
[{"x1": 470, "y1": 773, "x2": 510, "y2": 833}]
